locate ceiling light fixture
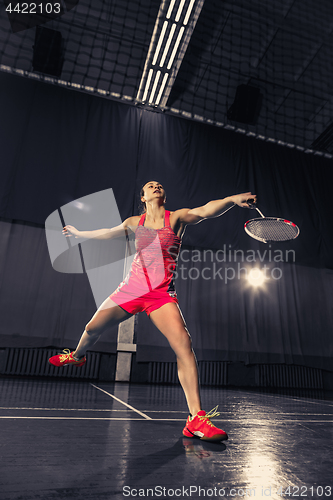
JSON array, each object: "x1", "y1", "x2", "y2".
[
  {"x1": 159, "y1": 23, "x2": 177, "y2": 67},
  {"x1": 167, "y1": 26, "x2": 185, "y2": 69},
  {"x1": 175, "y1": 0, "x2": 186, "y2": 22},
  {"x1": 149, "y1": 70, "x2": 161, "y2": 103},
  {"x1": 155, "y1": 73, "x2": 170, "y2": 105},
  {"x1": 136, "y1": 0, "x2": 205, "y2": 107},
  {"x1": 183, "y1": 0, "x2": 196, "y2": 25},
  {"x1": 166, "y1": 0, "x2": 177, "y2": 18},
  {"x1": 152, "y1": 21, "x2": 168, "y2": 66},
  {"x1": 142, "y1": 68, "x2": 153, "y2": 102}
]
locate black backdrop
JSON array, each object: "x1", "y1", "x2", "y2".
[{"x1": 0, "y1": 72, "x2": 332, "y2": 370}]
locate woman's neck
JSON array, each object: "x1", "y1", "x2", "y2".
[{"x1": 145, "y1": 203, "x2": 165, "y2": 222}]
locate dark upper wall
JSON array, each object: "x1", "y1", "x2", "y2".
[{"x1": 1, "y1": 71, "x2": 333, "y2": 269}]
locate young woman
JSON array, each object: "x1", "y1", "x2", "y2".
[{"x1": 49, "y1": 181, "x2": 256, "y2": 441}]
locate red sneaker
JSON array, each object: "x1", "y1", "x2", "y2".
[
  {"x1": 49, "y1": 349, "x2": 86, "y2": 367},
  {"x1": 183, "y1": 406, "x2": 228, "y2": 442}
]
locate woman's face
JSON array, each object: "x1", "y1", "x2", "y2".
[{"x1": 141, "y1": 181, "x2": 166, "y2": 204}]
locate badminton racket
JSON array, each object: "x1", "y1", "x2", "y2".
[{"x1": 244, "y1": 200, "x2": 300, "y2": 243}]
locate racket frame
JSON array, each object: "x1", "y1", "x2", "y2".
[
  {"x1": 221, "y1": 200, "x2": 300, "y2": 243},
  {"x1": 244, "y1": 216, "x2": 300, "y2": 243}
]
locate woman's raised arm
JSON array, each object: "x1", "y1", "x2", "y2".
[
  {"x1": 176, "y1": 192, "x2": 256, "y2": 226},
  {"x1": 62, "y1": 216, "x2": 139, "y2": 240}
]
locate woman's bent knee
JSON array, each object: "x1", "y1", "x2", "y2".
[{"x1": 85, "y1": 323, "x2": 101, "y2": 336}]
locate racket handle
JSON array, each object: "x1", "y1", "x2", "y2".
[{"x1": 247, "y1": 198, "x2": 256, "y2": 208}]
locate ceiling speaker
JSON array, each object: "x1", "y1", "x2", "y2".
[
  {"x1": 32, "y1": 27, "x2": 64, "y2": 77},
  {"x1": 227, "y1": 84, "x2": 262, "y2": 124}
]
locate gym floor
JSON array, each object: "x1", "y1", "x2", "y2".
[{"x1": 0, "y1": 377, "x2": 332, "y2": 500}]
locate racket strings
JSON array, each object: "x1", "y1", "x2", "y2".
[{"x1": 245, "y1": 219, "x2": 299, "y2": 242}]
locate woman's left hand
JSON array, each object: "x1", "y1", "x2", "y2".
[{"x1": 232, "y1": 192, "x2": 257, "y2": 208}]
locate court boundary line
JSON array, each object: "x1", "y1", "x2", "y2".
[
  {"x1": 90, "y1": 383, "x2": 152, "y2": 420},
  {"x1": 0, "y1": 407, "x2": 331, "y2": 415},
  {"x1": 0, "y1": 407, "x2": 331, "y2": 417},
  {"x1": 0, "y1": 416, "x2": 331, "y2": 423},
  {"x1": 0, "y1": 416, "x2": 155, "y2": 421},
  {"x1": 0, "y1": 406, "x2": 188, "y2": 413}
]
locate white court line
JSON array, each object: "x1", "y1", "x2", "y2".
[
  {"x1": 90, "y1": 383, "x2": 152, "y2": 420},
  {"x1": 0, "y1": 407, "x2": 188, "y2": 413},
  {"x1": 0, "y1": 407, "x2": 135, "y2": 412},
  {"x1": 0, "y1": 416, "x2": 332, "y2": 423},
  {"x1": 0, "y1": 407, "x2": 332, "y2": 417},
  {"x1": 0, "y1": 416, "x2": 153, "y2": 421}
]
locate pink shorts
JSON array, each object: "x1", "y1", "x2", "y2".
[{"x1": 110, "y1": 288, "x2": 178, "y2": 316}]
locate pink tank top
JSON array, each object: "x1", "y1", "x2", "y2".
[{"x1": 131, "y1": 210, "x2": 181, "y2": 293}]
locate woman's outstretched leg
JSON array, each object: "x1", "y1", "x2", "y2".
[
  {"x1": 149, "y1": 302, "x2": 201, "y2": 414},
  {"x1": 149, "y1": 302, "x2": 228, "y2": 441},
  {"x1": 49, "y1": 298, "x2": 132, "y2": 366},
  {"x1": 73, "y1": 298, "x2": 132, "y2": 358}
]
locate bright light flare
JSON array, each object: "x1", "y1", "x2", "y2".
[{"x1": 247, "y1": 268, "x2": 266, "y2": 287}]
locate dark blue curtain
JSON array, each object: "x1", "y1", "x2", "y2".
[{"x1": 0, "y1": 71, "x2": 332, "y2": 369}]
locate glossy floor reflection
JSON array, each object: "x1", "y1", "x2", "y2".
[{"x1": 0, "y1": 377, "x2": 332, "y2": 500}]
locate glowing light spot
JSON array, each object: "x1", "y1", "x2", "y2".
[{"x1": 247, "y1": 268, "x2": 266, "y2": 287}]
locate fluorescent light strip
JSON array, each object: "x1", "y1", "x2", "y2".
[
  {"x1": 149, "y1": 71, "x2": 161, "y2": 103},
  {"x1": 159, "y1": 23, "x2": 177, "y2": 67},
  {"x1": 175, "y1": 0, "x2": 186, "y2": 22},
  {"x1": 142, "y1": 68, "x2": 154, "y2": 101},
  {"x1": 152, "y1": 20, "x2": 169, "y2": 66},
  {"x1": 166, "y1": 0, "x2": 177, "y2": 19},
  {"x1": 167, "y1": 26, "x2": 185, "y2": 69},
  {"x1": 183, "y1": 0, "x2": 196, "y2": 25},
  {"x1": 155, "y1": 73, "x2": 169, "y2": 105}
]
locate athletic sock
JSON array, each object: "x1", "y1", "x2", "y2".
[{"x1": 73, "y1": 354, "x2": 84, "y2": 361}]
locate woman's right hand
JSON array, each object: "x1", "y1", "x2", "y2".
[{"x1": 62, "y1": 225, "x2": 81, "y2": 238}]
